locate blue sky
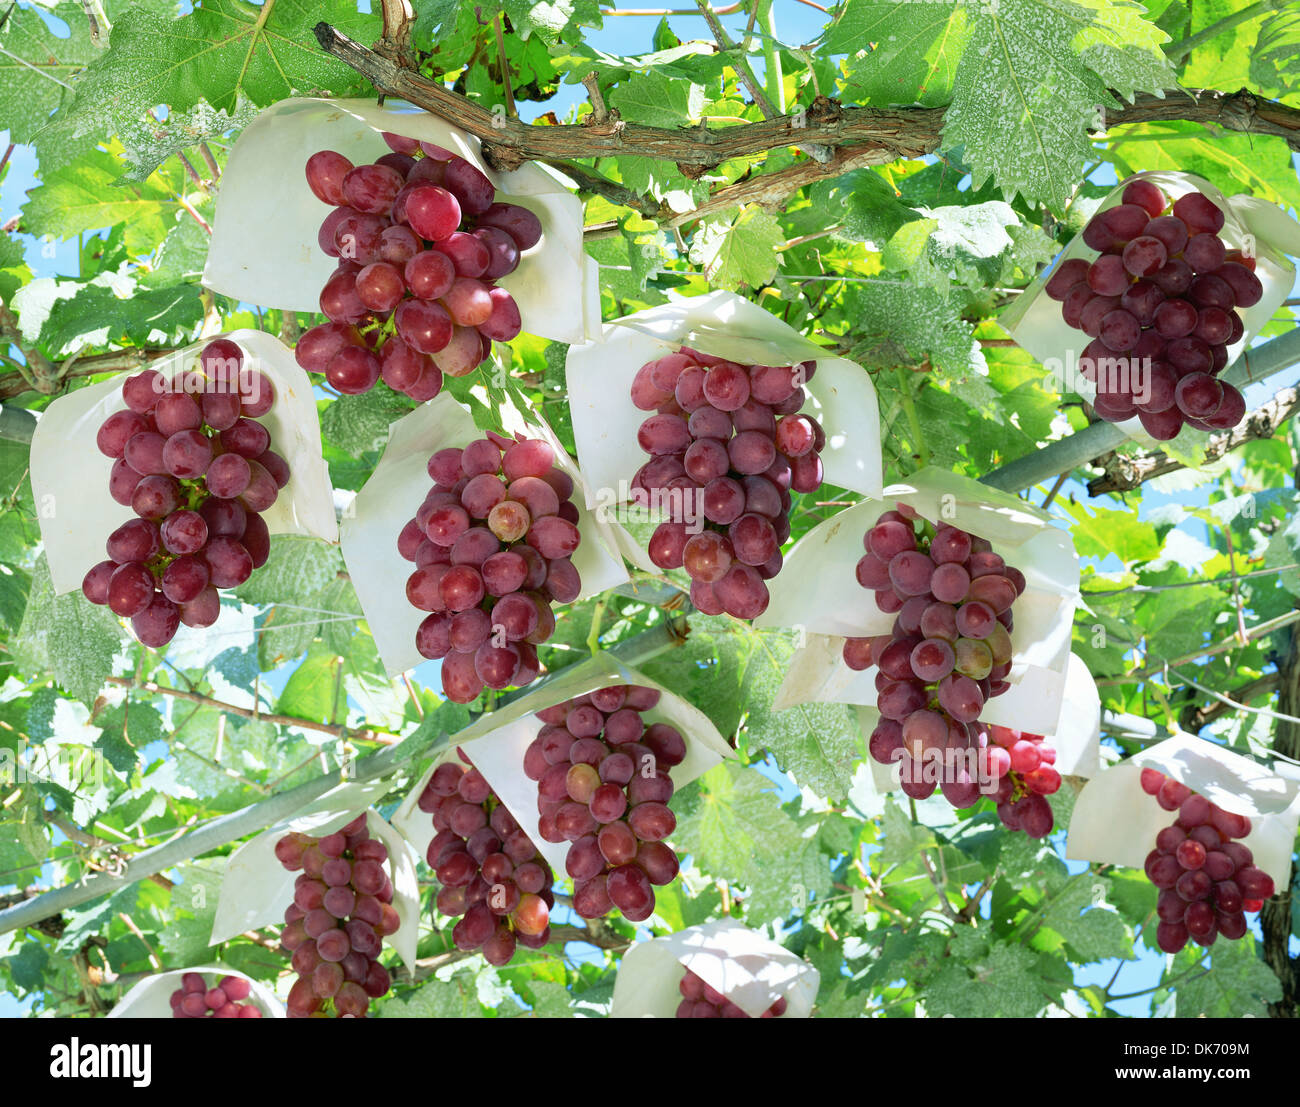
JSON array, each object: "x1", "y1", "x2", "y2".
[{"x1": 2, "y1": 0, "x2": 1297, "y2": 1017}]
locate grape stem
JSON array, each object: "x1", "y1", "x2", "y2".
[
  {"x1": 491, "y1": 14, "x2": 516, "y2": 119},
  {"x1": 1164, "y1": 0, "x2": 1278, "y2": 65},
  {"x1": 102, "y1": 675, "x2": 399, "y2": 747},
  {"x1": 1107, "y1": 961, "x2": 1210, "y2": 1001},
  {"x1": 909, "y1": 796, "x2": 961, "y2": 922},
  {"x1": 893, "y1": 368, "x2": 930, "y2": 469},
  {"x1": 586, "y1": 596, "x2": 606, "y2": 656}
]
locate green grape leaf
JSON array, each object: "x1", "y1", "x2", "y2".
[
  {"x1": 34, "y1": 0, "x2": 382, "y2": 173},
  {"x1": 1061, "y1": 502, "x2": 1160, "y2": 562},
  {"x1": 149, "y1": 213, "x2": 214, "y2": 287},
  {"x1": 232, "y1": 537, "x2": 343, "y2": 608},
  {"x1": 0, "y1": 3, "x2": 98, "y2": 144},
  {"x1": 1039, "y1": 876, "x2": 1135, "y2": 963},
  {"x1": 834, "y1": 169, "x2": 924, "y2": 247},
  {"x1": 5, "y1": 943, "x2": 49, "y2": 992},
  {"x1": 256, "y1": 604, "x2": 320, "y2": 671},
  {"x1": 1250, "y1": 10, "x2": 1300, "y2": 97},
  {"x1": 21, "y1": 146, "x2": 187, "y2": 255},
  {"x1": 0, "y1": 564, "x2": 31, "y2": 632},
  {"x1": 844, "y1": 279, "x2": 983, "y2": 375},
  {"x1": 0, "y1": 229, "x2": 33, "y2": 306},
  {"x1": 316, "y1": 577, "x2": 364, "y2": 657},
  {"x1": 502, "y1": 0, "x2": 603, "y2": 43},
  {"x1": 1171, "y1": 935, "x2": 1281, "y2": 1017},
  {"x1": 378, "y1": 973, "x2": 486, "y2": 1018},
  {"x1": 94, "y1": 701, "x2": 164, "y2": 774},
  {"x1": 883, "y1": 201, "x2": 1022, "y2": 296},
  {"x1": 741, "y1": 629, "x2": 861, "y2": 801},
  {"x1": 35, "y1": 277, "x2": 203, "y2": 356},
  {"x1": 606, "y1": 70, "x2": 704, "y2": 129},
  {"x1": 688, "y1": 205, "x2": 783, "y2": 291},
  {"x1": 944, "y1": 0, "x2": 1173, "y2": 209},
  {"x1": 274, "y1": 646, "x2": 341, "y2": 725},
  {"x1": 319, "y1": 390, "x2": 414, "y2": 458},
  {"x1": 827, "y1": 0, "x2": 970, "y2": 108},
  {"x1": 670, "y1": 762, "x2": 804, "y2": 917},
  {"x1": 12, "y1": 558, "x2": 122, "y2": 706},
  {"x1": 924, "y1": 937, "x2": 1056, "y2": 1017},
  {"x1": 112, "y1": 97, "x2": 261, "y2": 183}
]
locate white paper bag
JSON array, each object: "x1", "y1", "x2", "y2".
[
  {"x1": 1066, "y1": 732, "x2": 1300, "y2": 887},
  {"x1": 209, "y1": 782, "x2": 420, "y2": 972},
  {"x1": 859, "y1": 651, "x2": 1102, "y2": 793},
  {"x1": 1001, "y1": 170, "x2": 1297, "y2": 442},
  {"x1": 339, "y1": 391, "x2": 630, "y2": 677},
  {"x1": 610, "y1": 919, "x2": 819, "y2": 1018},
  {"x1": 31, "y1": 328, "x2": 337, "y2": 597},
  {"x1": 390, "y1": 652, "x2": 735, "y2": 876},
  {"x1": 108, "y1": 964, "x2": 285, "y2": 1018},
  {"x1": 565, "y1": 290, "x2": 884, "y2": 536},
  {"x1": 762, "y1": 467, "x2": 1079, "y2": 734},
  {"x1": 203, "y1": 97, "x2": 599, "y2": 344}
]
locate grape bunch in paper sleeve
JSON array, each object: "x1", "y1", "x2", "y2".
[
  {"x1": 523, "y1": 685, "x2": 683, "y2": 922},
  {"x1": 1139, "y1": 768, "x2": 1275, "y2": 953},
  {"x1": 399, "y1": 432, "x2": 580, "y2": 704},
  {"x1": 417, "y1": 751, "x2": 554, "y2": 966},
  {"x1": 676, "y1": 970, "x2": 787, "y2": 1018},
  {"x1": 84, "y1": 339, "x2": 289, "y2": 647},
  {"x1": 275, "y1": 815, "x2": 401, "y2": 1018},
  {"x1": 169, "y1": 972, "x2": 263, "y2": 1018},
  {"x1": 1043, "y1": 180, "x2": 1260, "y2": 440},
  {"x1": 295, "y1": 134, "x2": 539, "y2": 399},
  {"x1": 842, "y1": 508, "x2": 1056, "y2": 836},
  {"x1": 631, "y1": 348, "x2": 825, "y2": 619}
]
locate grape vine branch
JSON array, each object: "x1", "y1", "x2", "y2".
[{"x1": 312, "y1": 23, "x2": 1300, "y2": 211}]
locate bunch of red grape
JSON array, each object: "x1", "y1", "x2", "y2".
[
  {"x1": 295, "y1": 133, "x2": 539, "y2": 399},
  {"x1": 84, "y1": 338, "x2": 288, "y2": 646},
  {"x1": 400, "y1": 432, "x2": 580, "y2": 703},
  {"x1": 1140, "y1": 768, "x2": 1275, "y2": 953},
  {"x1": 630, "y1": 347, "x2": 825, "y2": 619},
  {"x1": 1044, "y1": 179, "x2": 1260, "y2": 440},
  {"x1": 523, "y1": 684, "x2": 683, "y2": 922},
  {"x1": 845, "y1": 509, "x2": 1041, "y2": 826},
  {"x1": 169, "y1": 972, "x2": 263, "y2": 1018},
  {"x1": 675, "y1": 970, "x2": 788, "y2": 1018},
  {"x1": 275, "y1": 815, "x2": 400, "y2": 1018},
  {"x1": 418, "y1": 752, "x2": 554, "y2": 966},
  {"x1": 985, "y1": 726, "x2": 1060, "y2": 838}
]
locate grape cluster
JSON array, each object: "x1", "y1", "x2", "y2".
[
  {"x1": 275, "y1": 815, "x2": 400, "y2": 1018},
  {"x1": 630, "y1": 347, "x2": 825, "y2": 619},
  {"x1": 84, "y1": 339, "x2": 288, "y2": 646},
  {"x1": 985, "y1": 726, "x2": 1060, "y2": 838},
  {"x1": 1044, "y1": 180, "x2": 1260, "y2": 440},
  {"x1": 400, "y1": 432, "x2": 581, "y2": 703},
  {"x1": 169, "y1": 972, "x2": 262, "y2": 1018},
  {"x1": 418, "y1": 752, "x2": 554, "y2": 966},
  {"x1": 296, "y1": 134, "x2": 539, "y2": 399},
  {"x1": 523, "y1": 685, "x2": 683, "y2": 922},
  {"x1": 675, "y1": 970, "x2": 788, "y2": 1018},
  {"x1": 847, "y1": 510, "x2": 1039, "y2": 824},
  {"x1": 1140, "y1": 768, "x2": 1275, "y2": 953}
]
